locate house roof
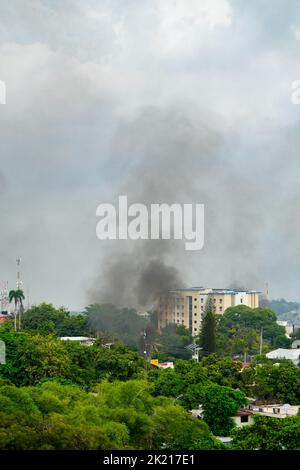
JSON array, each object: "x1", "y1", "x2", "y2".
[
  {"x1": 266, "y1": 348, "x2": 300, "y2": 360},
  {"x1": 235, "y1": 409, "x2": 253, "y2": 417},
  {"x1": 59, "y1": 336, "x2": 95, "y2": 341}
]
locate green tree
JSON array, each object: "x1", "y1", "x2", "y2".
[
  {"x1": 200, "y1": 355, "x2": 244, "y2": 389},
  {"x1": 248, "y1": 361, "x2": 300, "y2": 404},
  {"x1": 149, "y1": 369, "x2": 185, "y2": 398},
  {"x1": 22, "y1": 303, "x2": 88, "y2": 337},
  {"x1": 216, "y1": 305, "x2": 289, "y2": 356},
  {"x1": 202, "y1": 384, "x2": 247, "y2": 436},
  {"x1": 149, "y1": 359, "x2": 212, "y2": 410},
  {"x1": 157, "y1": 324, "x2": 193, "y2": 361},
  {"x1": 231, "y1": 415, "x2": 300, "y2": 450},
  {"x1": 199, "y1": 298, "x2": 216, "y2": 355},
  {"x1": 9, "y1": 289, "x2": 25, "y2": 331},
  {"x1": 0, "y1": 324, "x2": 147, "y2": 387},
  {"x1": 152, "y1": 404, "x2": 223, "y2": 450},
  {"x1": 86, "y1": 304, "x2": 148, "y2": 351}
]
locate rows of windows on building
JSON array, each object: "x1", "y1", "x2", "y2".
[{"x1": 157, "y1": 288, "x2": 259, "y2": 335}]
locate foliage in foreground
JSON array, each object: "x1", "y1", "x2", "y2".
[
  {"x1": 202, "y1": 384, "x2": 247, "y2": 436},
  {"x1": 0, "y1": 323, "x2": 145, "y2": 387},
  {"x1": 0, "y1": 380, "x2": 222, "y2": 450},
  {"x1": 231, "y1": 415, "x2": 300, "y2": 450}
]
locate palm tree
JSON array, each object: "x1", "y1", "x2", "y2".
[{"x1": 9, "y1": 289, "x2": 25, "y2": 331}]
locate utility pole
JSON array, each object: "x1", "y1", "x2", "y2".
[
  {"x1": 186, "y1": 343, "x2": 202, "y2": 362},
  {"x1": 259, "y1": 327, "x2": 263, "y2": 355},
  {"x1": 16, "y1": 257, "x2": 23, "y2": 330}
]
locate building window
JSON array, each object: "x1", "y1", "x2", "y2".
[
  {"x1": 194, "y1": 298, "x2": 197, "y2": 301},
  {"x1": 240, "y1": 415, "x2": 249, "y2": 423},
  {"x1": 188, "y1": 296, "x2": 193, "y2": 333},
  {"x1": 194, "y1": 328, "x2": 197, "y2": 331},
  {"x1": 201, "y1": 298, "x2": 204, "y2": 303},
  {"x1": 219, "y1": 306, "x2": 222, "y2": 312},
  {"x1": 219, "y1": 298, "x2": 222, "y2": 303},
  {"x1": 194, "y1": 320, "x2": 197, "y2": 324},
  {"x1": 213, "y1": 298, "x2": 216, "y2": 302},
  {"x1": 201, "y1": 306, "x2": 204, "y2": 311},
  {"x1": 240, "y1": 298, "x2": 243, "y2": 303},
  {"x1": 194, "y1": 313, "x2": 197, "y2": 316},
  {"x1": 194, "y1": 305, "x2": 197, "y2": 309}
]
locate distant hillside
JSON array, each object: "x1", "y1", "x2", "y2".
[
  {"x1": 260, "y1": 297, "x2": 300, "y2": 327},
  {"x1": 260, "y1": 297, "x2": 300, "y2": 314}
]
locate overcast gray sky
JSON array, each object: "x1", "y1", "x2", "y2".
[{"x1": 1, "y1": 0, "x2": 300, "y2": 310}]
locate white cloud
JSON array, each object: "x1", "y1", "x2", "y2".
[
  {"x1": 158, "y1": 0, "x2": 232, "y2": 28},
  {"x1": 291, "y1": 24, "x2": 300, "y2": 41},
  {"x1": 0, "y1": 1, "x2": 300, "y2": 306},
  {"x1": 154, "y1": 0, "x2": 232, "y2": 55}
]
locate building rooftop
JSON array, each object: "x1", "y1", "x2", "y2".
[
  {"x1": 266, "y1": 348, "x2": 300, "y2": 360},
  {"x1": 59, "y1": 336, "x2": 95, "y2": 342},
  {"x1": 168, "y1": 287, "x2": 260, "y2": 294},
  {"x1": 235, "y1": 409, "x2": 253, "y2": 417}
]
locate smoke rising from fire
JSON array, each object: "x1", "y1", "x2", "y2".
[{"x1": 89, "y1": 104, "x2": 265, "y2": 309}]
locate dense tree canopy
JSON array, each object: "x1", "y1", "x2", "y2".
[
  {"x1": 202, "y1": 384, "x2": 247, "y2": 436},
  {"x1": 0, "y1": 379, "x2": 222, "y2": 450},
  {"x1": 243, "y1": 360, "x2": 300, "y2": 404},
  {"x1": 85, "y1": 304, "x2": 147, "y2": 351},
  {"x1": 199, "y1": 354, "x2": 244, "y2": 389},
  {"x1": 0, "y1": 323, "x2": 146, "y2": 387},
  {"x1": 155, "y1": 324, "x2": 193, "y2": 361},
  {"x1": 1, "y1": 300, "x2": 299, "y2": 451},
  {"x1": 216, "y1": 305, "x2": 290, "y2": 356},
  {"x1": 22, "y1": 303, "x2": 89, "y2": 337},
  {"x1": 231, "y1": 415, "x2": 300, "y2": 450}
]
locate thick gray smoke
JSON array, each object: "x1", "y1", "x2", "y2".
[
  {"x1": 0, "y1": 172, "x2": 7, "y2": 194},
  {"x1": 88, "y1": 104, "x2": 266, "y2": 309}
]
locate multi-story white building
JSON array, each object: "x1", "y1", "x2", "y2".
[{"x1": 157, "y1": 287, "x2": 259, "y2": 336}]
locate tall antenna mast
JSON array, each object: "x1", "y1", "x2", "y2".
[
  {"x1": 16, "y1": 256, "x2": 22, "y2": 290},
  {"x1": 265, "y1": 282, "x2": 269, "y2": 300},
  {"x1": 16, "y1": 257, "x2": 24, "y2": 330},
  {"x1": 1, "y1": 281, "x2": 9, "y2": 313}
]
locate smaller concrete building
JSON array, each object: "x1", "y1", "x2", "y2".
[
  {"x1": 232, "y1": 409, "x2": 254, "y2": 427},
  {"x1": 250, "y1": 403, "x2": 300, "y2": 418},
  {"x1": 191, "y1": 405, "x2": 255, "y2": 428},
  {"x1": 276, "y1": 320, "x2": 294, "y2": 337}
]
